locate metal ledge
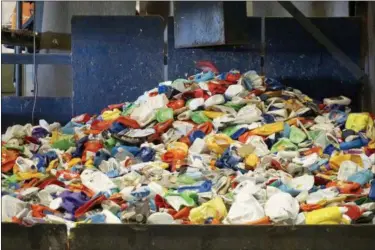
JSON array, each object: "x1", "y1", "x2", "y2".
[{"x1": 1, "y1": 53, "x2": 71, "y2": 65}]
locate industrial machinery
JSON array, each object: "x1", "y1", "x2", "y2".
[{"x1": 1, "y1": 1, "x2": 375, "y2": 250}]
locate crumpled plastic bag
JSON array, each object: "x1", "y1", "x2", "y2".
[
  {"x1": 2, "y1": 195, "x2": 27, "y2": 222},
  {"x1": 245, "y1": 135, "x2": 270, "y2": 157},
  {"x1": 80, "y1": 169, "x2": 117, "y2": 194},
  {"x1": 205, "y1": 134, "x2": 233, "y2": 154},
  {"x1": 189, "y1": 197, "x2": 227, "y2": 224},
  {"x1": 289, "y1": 126, "x2": 307, "y2": 144},
  {"x1": 306, "y1": 187, "x2": 339, "y2": 205},
  {"x1": 265, "y1": 192, "x2": 299, "y2": 223},
  {"x1": 345, "y1": 113, "x2": 373, "y2": 133},
  {"x1": 304, "y1": 206, "x2": 348, "y2": 224},
  {"x1": 223, "y1": 192, "x2": 264, "y2": 224}
]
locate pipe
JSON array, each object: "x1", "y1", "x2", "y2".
[{"x1": 15, "y1": 1, "x2": 23, "y2": 96}]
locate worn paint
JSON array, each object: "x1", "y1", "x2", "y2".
[
  {"x1": 264, "y1": 17, "x2": 361, "y2": 111},
  {"x1": 71, "y1": 16, "x2": 164, "y2": 115},
  {"x1": 168, "y1": 17, "x2": 261, "y2": 79},
  {"x1": 1, "y1": 96, "x2": 72, "y2": 129}
]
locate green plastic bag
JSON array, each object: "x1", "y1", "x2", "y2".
[
  {"x1": 307, "y1": 130, "x2": 322, "y2": 141},
  {"x1": 52, "y1": 138, "x2": 75, "y2": 150},
  {"x1": 289, "y1": 126, "x2": 307, "y2": 144},
  {"x1": 165, "y1": 190, "x2": 198, "y2": 207},
  {"x1": 177, "y1": 175, "x2": 197, "y2": 185},
  {"x1": 271, "y1": 138, "x2": 298, "y2": 153},
  {"x1": 122, "y1": 103, "x2": 135, "y2": 116},
  {"x1": 222, "y1": 126, "x2": 239, "y2": 137},
  {"x1": 104, "y1": 137, "x2": 117, "y2": 150},
  {"x1": 5, "y1": 145, "x2": 24, "y2": 153},
  {"x1": 224, "y1": 102, "x2": 245, "y2": 111},
  {"x1": 191, "y1": 111, "x2": 211, "y2": 124},
  {"x1": 156, "y1": 108, "x2": 174, "y2": 123}
]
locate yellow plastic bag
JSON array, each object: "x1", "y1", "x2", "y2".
[
  {"x1": 345, "y1": 113, "x2": 371, "y2": 133},
  {"x1": 366, "y1": 118, "x2": 375, "y2": 140},
  {"x1": 102, "y1": 108, "x2": 121, "y2": 121},
  {"x1": 203, "y1": 111, "x2": 225, "y2": 119},
  {"x1": 189, "y1": 197, "x2": 227, "y2": 224},
  {"x1": 84, "y1": 159, "x2": 95, "y2": 168},
  {"x1": 329, "y1": 152, "x2": 363, "y2": 171},
  {"x1": 250, "y1": 122, "x2": 284, "y2": 136},
  {"x1": 305, "y1": 207, "x2": 348, "y2": 225},
  {"x1": 167, "y1": 142, "x2": 189, "y2": 155},
  {"x1": 67, "y1": 158, "x2": 82, "y2": 168},
  {"x1": 51, "y1": 130, "x2": 60, "y2": 144},
  {"x1": 245, "y1": 153, "x2": 259, "y2": 169},
  {"x1": 205, "y1": 134, "x2": 233, "y2": 154},
  {"x1": 46, "y1": 159, "x2": 59, "y2": 172},
  {"x1": 150, "y1": 161, "x2": 169, "y2": 170},
  {"x1": 368, "y1": 140, "x2": 375, "y2": 149},
  {"x1": 16, "y1": 172, "x2": 45, "y2": 181}
]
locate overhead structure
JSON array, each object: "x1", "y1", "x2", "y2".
[
  {"x1": 173, "y1": 1, "x2": 249, "y2": 48},
  {"x1": 278, "y1": 1, "x2": 366, "y2": 80}
]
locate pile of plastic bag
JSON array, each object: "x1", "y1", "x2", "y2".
[{"x1": 2, "y1": 65, "x2": 375, "y2": 228}]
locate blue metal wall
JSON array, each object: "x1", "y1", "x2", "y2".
[
  {"x1": 265, "y1": 17, "x2": 361, "y2": 111},
  {"x1": 71, "y1": 16, "x2": 164, "y2": 115},
  {"x1": 1, "y1": 16, "x2": 362, "y2": 130}
]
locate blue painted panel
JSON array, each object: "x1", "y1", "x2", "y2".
[
  {"x1": 265, "y1": 17, "x2": 361, "y2": 110},
  {"x1": 71, "y1": 16, "x2": 164, "y2": 116},
  {"x1": 1, "y1": 97, "x2": 72, "y2": 129},
  {"x1": 173, "y1": 2, "x2": 249, "y2": 48},
  {"x1": 1, "y1": 54, "x2": 71, "y2": 65},
  {"x1": 168, "y1": 17, "x2": 261, "y2": 79}
]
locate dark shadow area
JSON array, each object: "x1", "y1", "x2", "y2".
[
  {"x1": 1, "y1": 223, "x2": 67, "y2": 250},
  {"x1": 69, "y1": 224, "x2": 375, "y2": 250}
]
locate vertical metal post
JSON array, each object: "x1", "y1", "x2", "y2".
[{"x1": 15, "y1": 1, "x2": 23, "y2": 96}]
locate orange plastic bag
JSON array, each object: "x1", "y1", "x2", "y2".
[
  {"x1": 1, "y1": 148, "x2": 18, "y2": 173},
  {"x1": 116, "y1": 116, "x2": 141, "y2": 129},
  {"x1": 90, "y1": 119, "x2": 114, "y2": 131}
]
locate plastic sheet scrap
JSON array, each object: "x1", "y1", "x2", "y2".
[{"x1": 2, "y1": 66, "x2": 375, "y2": 227}]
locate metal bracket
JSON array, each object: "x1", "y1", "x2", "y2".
[
  {"x1": 278, "y1": 1, "x2": 366, "y2": 80},
  {"x1": 1, "y1": 28, "x2": 71, "y2": 51}
]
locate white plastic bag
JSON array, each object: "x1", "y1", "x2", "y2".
[
  {"x1": 245, "y1": 135, "x2": 270, "y2": 157},
  {"x1": 224, "y1": 193, "x2": 265, "y2": 224},
  {"x1": 81, "y1": 169, "x2": 117, "y2": 194},
  {"x1": 337, "y1": 161, "x2": 359, "y2": 181},
  {"x1": 265, "y1": 192, "x2": 299, "y2": 223},
  {"x1": 2, "y1": 195, "x2": 27, "y2": 222}
]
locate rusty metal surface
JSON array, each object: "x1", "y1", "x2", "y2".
[
  {"x1": 1, "y1": 28, "x2": 38, "y2": 48},
  {"x1": 1, "y1": 223, "x2": 67, "y2": 250},
  {"x1": 68, "y1": 224, "x2": 375, "y2": 250}
]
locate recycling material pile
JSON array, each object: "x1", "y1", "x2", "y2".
[{"x1": 2, "y1": 65, "x2": 375, "y2": 228}]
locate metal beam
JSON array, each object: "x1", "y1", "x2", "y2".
[
  {"x1": 1, "y1": 54, "x2": 71, "y2": 65},
  {"x1": 15, "y1": 1, "x2": 23, "y2": 96},
  {"x1": 278, "y1": 1, "x2": 366, "y2": 80},
  {"x1": 2, "y1": 28, "x2": 38, "y2": 48}
]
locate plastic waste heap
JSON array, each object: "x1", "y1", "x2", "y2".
[{"x1": 2, "y1": 64, "x2": 375, "y2": 227}]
